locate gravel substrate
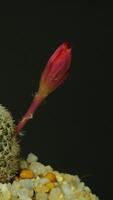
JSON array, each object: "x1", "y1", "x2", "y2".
[{"x1": 0, "y1": 153, "x2": 99, "y2": 200}]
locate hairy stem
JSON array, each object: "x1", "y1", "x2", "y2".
[{"x1": 15, "y1": 94, "x2": 44, "y2": 135}]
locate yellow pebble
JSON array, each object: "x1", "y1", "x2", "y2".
[
  {"x1": 19, "y1": 169, "x2": 34, "y2": 179},
  {"x1": 56, "y1": 174, "x2": 63, "y2": 182},
  {"x1": 45, "y1": 172, "x2": 57, "y2": 182},
  {"x1": 46, "y1": 182, "x2": 55, "y2": 191},
  {"x1": 34, "y1": 185, "x2": 49, "y2": 193}
]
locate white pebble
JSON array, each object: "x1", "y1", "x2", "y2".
[
  {"x1": 49, "y1": 187, "x2": 64, "y2": 200},
  {"x1": 19, "y1": 179, "x2": 34, "y2": 190},
  {"x1": 35, "y1": 192, "x2": 48, "y2": 200},
  {"x1": 20, "y1": 160, "x2": 28, "y2": 169},
  {"x1": 27, "y1": 153, "x2": 38, "y2": 163},
  {"x1": 61, "y1": 182, "x2": 72, "y2": 196},
  {"x1": 29, "y1": 162, "x2": 46, "y2": 176},
  {"x1": 0, "y1": 183, "x2": 11, "y2": 200}
]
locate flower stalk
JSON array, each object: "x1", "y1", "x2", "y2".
[{"x1": 15, "y1": 94, "x2": 44, "y2": 134}]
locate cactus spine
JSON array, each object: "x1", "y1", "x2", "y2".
[{"x1": 0, "y1": 105, "x2": 20, "y2": 183}]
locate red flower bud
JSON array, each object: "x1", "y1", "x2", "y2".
[
  {"x1": 38, "y1": 42, "x2": 72, "y2": 97},
  {"x1": 15, "y1": 42, "x2": 72, "y2": 135}
]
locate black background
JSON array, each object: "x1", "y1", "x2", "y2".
[{"x1": 0, "y1": 3, "x2": 111, "y2": 200}]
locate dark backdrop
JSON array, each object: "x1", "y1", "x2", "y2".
[{"x1": 0, "y1": 4, "x2": 111, "y2": 200}]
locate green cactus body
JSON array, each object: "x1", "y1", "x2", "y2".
[{"x1": 0, "y1": 105, "x2": 20, "y2": 183}]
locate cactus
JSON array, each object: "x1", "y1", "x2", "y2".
[{"x1": 0, "y1": 105, "x2": 20, "y2": 183}]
